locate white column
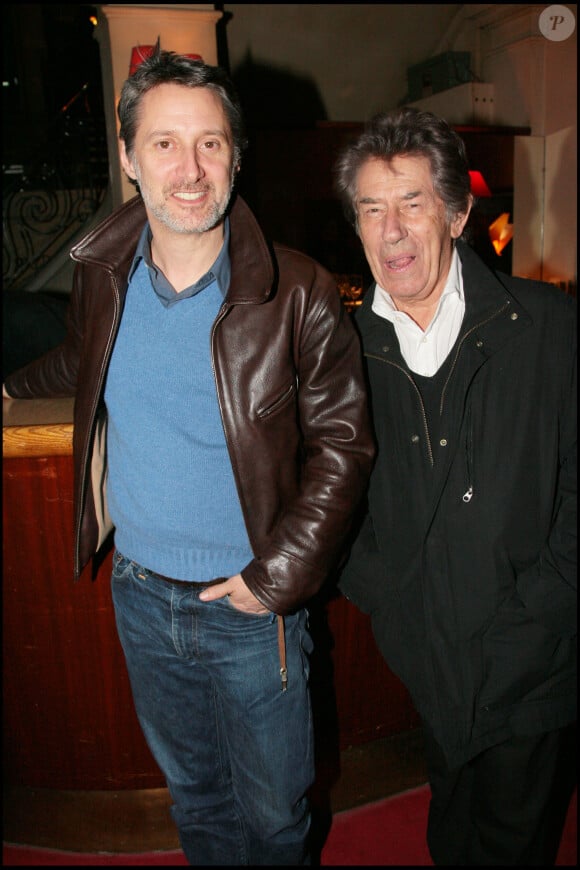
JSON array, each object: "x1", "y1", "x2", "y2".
[{"x1": 95, "y1": 4, "x2": 222, "y2": 206}]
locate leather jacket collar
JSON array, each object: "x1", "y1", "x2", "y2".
[{"x1": 71, "y1": 193, "x2": 276, "y2": 307}]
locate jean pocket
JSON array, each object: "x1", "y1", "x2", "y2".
[
  {"x1": 112, "y1": 549, "x2": 134, "y2": 581},
  {"x1": 224, "y1": 594, "x2": 274, "y2": 621}
]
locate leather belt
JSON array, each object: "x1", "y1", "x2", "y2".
[{"x1": 149, "y1": 572, "x2": 228, "y2": 589}]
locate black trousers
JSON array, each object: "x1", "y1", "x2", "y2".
[{"x1": 423, "y1": 722, "x2": 576, "y2": 866}]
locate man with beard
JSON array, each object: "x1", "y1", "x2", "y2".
[{"x1": 3, "y1": 51, "x2": 374, "y2": 865}]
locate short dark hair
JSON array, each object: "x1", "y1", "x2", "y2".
[
  {"x1": 118, "y1": 49, "x2": 248, "y2": 168},
  {"x1": 335, "y1": 107, "x2": 472, "y2": 230}
]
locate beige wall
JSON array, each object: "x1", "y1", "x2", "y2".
[
  {"x1": 470, "y1": 5, "x2": 576, "y2": 285},
  {"x1": 223, "y1": 3, "x2": 576, "y2": 286},
  {"x1": 224, "y1": 4, "x2": 460, "y2": 121}
]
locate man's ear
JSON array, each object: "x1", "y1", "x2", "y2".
[
  {"x1": 451, "y1": 195, "x2": 473, "y2": 240},
  {"x1": 119, "y1": 140, "x2": 137, "y2": 181}
]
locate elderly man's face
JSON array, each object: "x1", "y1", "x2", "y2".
[{"x1": 356, "y1": 154, "x2": 470, "y2": 321}]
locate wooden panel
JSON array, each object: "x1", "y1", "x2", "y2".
[
  {"x1": 2, "y1": 422, "x2": 73, "y2": 457},
  {"x1": 328, "y1": 595, "x2": 419, "y2": 747},
  {"x1": 239, "y1": 123, "x2": 372, "y2": 280},
  {"x1": 2, "y1": 397, "x2": 75, "y2": 457},
  {"x1": 2, "y1": 453, "x2": 164, "y2": 790},
  {"x1": 3, "y1": 406, "x2": 419, "y2": 789}
]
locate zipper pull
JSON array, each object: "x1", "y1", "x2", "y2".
[
  {"x1": 462, "y1": 486, "x2": 473, "y2": 503},
  {"x1": 278, "y1": 616, "x2": 287, "y2": 691}
]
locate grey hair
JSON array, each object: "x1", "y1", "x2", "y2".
[
  {"x1": 118, "y1": 48, "x2": 248, "y2": 170},
  {"x1": 335, "y1": 107, "x2": 472, "y2": 232}
]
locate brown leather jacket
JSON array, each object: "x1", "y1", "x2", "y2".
[{"x1": 5, "y1": 194, "x2": 374, "y2": 614}]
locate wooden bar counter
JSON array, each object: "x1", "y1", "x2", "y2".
[{"x1": 3, "y1": 398, "x2": 418, "y2": 791}]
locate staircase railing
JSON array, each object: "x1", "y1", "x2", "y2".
[{"x1": 2, "y1": 82, "x2": 110, "y2": 292}]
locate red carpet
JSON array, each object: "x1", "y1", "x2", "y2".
[
  {"x1": 321, "y1": 783, "x2": 433, "y2": 866},
  {"x1": 3, "y1": 784, "x2": 576, "y2": 866}
]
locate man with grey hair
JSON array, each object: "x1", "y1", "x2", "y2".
[{"x1": 336, "y1": 107, "x2": 576, "y2": 866}]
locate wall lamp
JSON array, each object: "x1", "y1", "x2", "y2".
[
  {"x1": 469, "y1": 170, "x2": 492, "y2": 198},
  {"x1": 488, "y1": 212, "x2": 514, "y2": 256},
  {"x1": 129, "y1": 38, "x2": 203, "y2": 76}
]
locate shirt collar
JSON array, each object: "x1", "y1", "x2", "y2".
[
  {"x1": 129, "y1": 218, "x2": 231, "y2": 308},
  {"x1": 372, "y1": 244, "x2": 464, "y2": 324}
]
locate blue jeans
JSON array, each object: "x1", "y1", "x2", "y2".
[{"x1": 111, "y1": 551, "x2": 314, "y2": 865}]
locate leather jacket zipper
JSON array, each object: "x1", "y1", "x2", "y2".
[{"x1": 439, "y1": 301, "x2": 510, "y2": 504}]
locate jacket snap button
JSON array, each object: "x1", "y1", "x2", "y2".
[
  {"x1": 511, "y1": 312, "x2": 519, "y2": 320},
  {"x1": 440, "y1": 438, "x2": 447, "y2": 447},
  {"x1": 411, "y1": 434, "x2": 420, "y2": 444},
  {"x1": 476, "y1": 339, "x2": 483, "y2": 348},
  {"x1": 382, "y1": 345, "x2": 390, "y2": 353}
]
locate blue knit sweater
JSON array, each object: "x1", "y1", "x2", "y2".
[{"x1": 104, "y1": 258, "x2": 254, "y2": 581}]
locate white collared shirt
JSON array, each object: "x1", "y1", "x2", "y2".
[{"x1": 371, "y1": 247, "x2": 465, "y2": 376}]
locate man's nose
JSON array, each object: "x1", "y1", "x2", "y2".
[
  {"x1": 180, "y1": 149, "x2": 203, "y2": 180},
  {"x1": 381, "y1": 210, "x2": 406, "y2": 243}
]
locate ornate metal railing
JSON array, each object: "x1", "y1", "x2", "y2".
[{"x1": 2, "y1": 82, "x2": 109, "y2": 292}]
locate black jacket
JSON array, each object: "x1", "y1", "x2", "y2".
[{"x1": 340, "y1": 240, "x2": 577, "y2": 768}]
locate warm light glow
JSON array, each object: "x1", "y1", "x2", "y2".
[
  {"x1": 89, "y1": 15, "x2": 97, "y2": 27},
  {"x1": 469, "y1": 170, "x2": 492, "y2": 198},
  {"x1": 334, "y1": 274, "x2": 364, "y2": 311},
  {"x1": 489, "y1": 212, "x2": 514, "y2": 255}
]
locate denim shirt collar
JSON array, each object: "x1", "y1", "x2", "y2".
[{"x1": 129, "y1": 218, "x2": 231, "y2": 308}]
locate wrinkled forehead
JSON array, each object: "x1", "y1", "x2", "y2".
[{"x1": 355, "y1": 154, "x2": 436, "y2": 196}]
